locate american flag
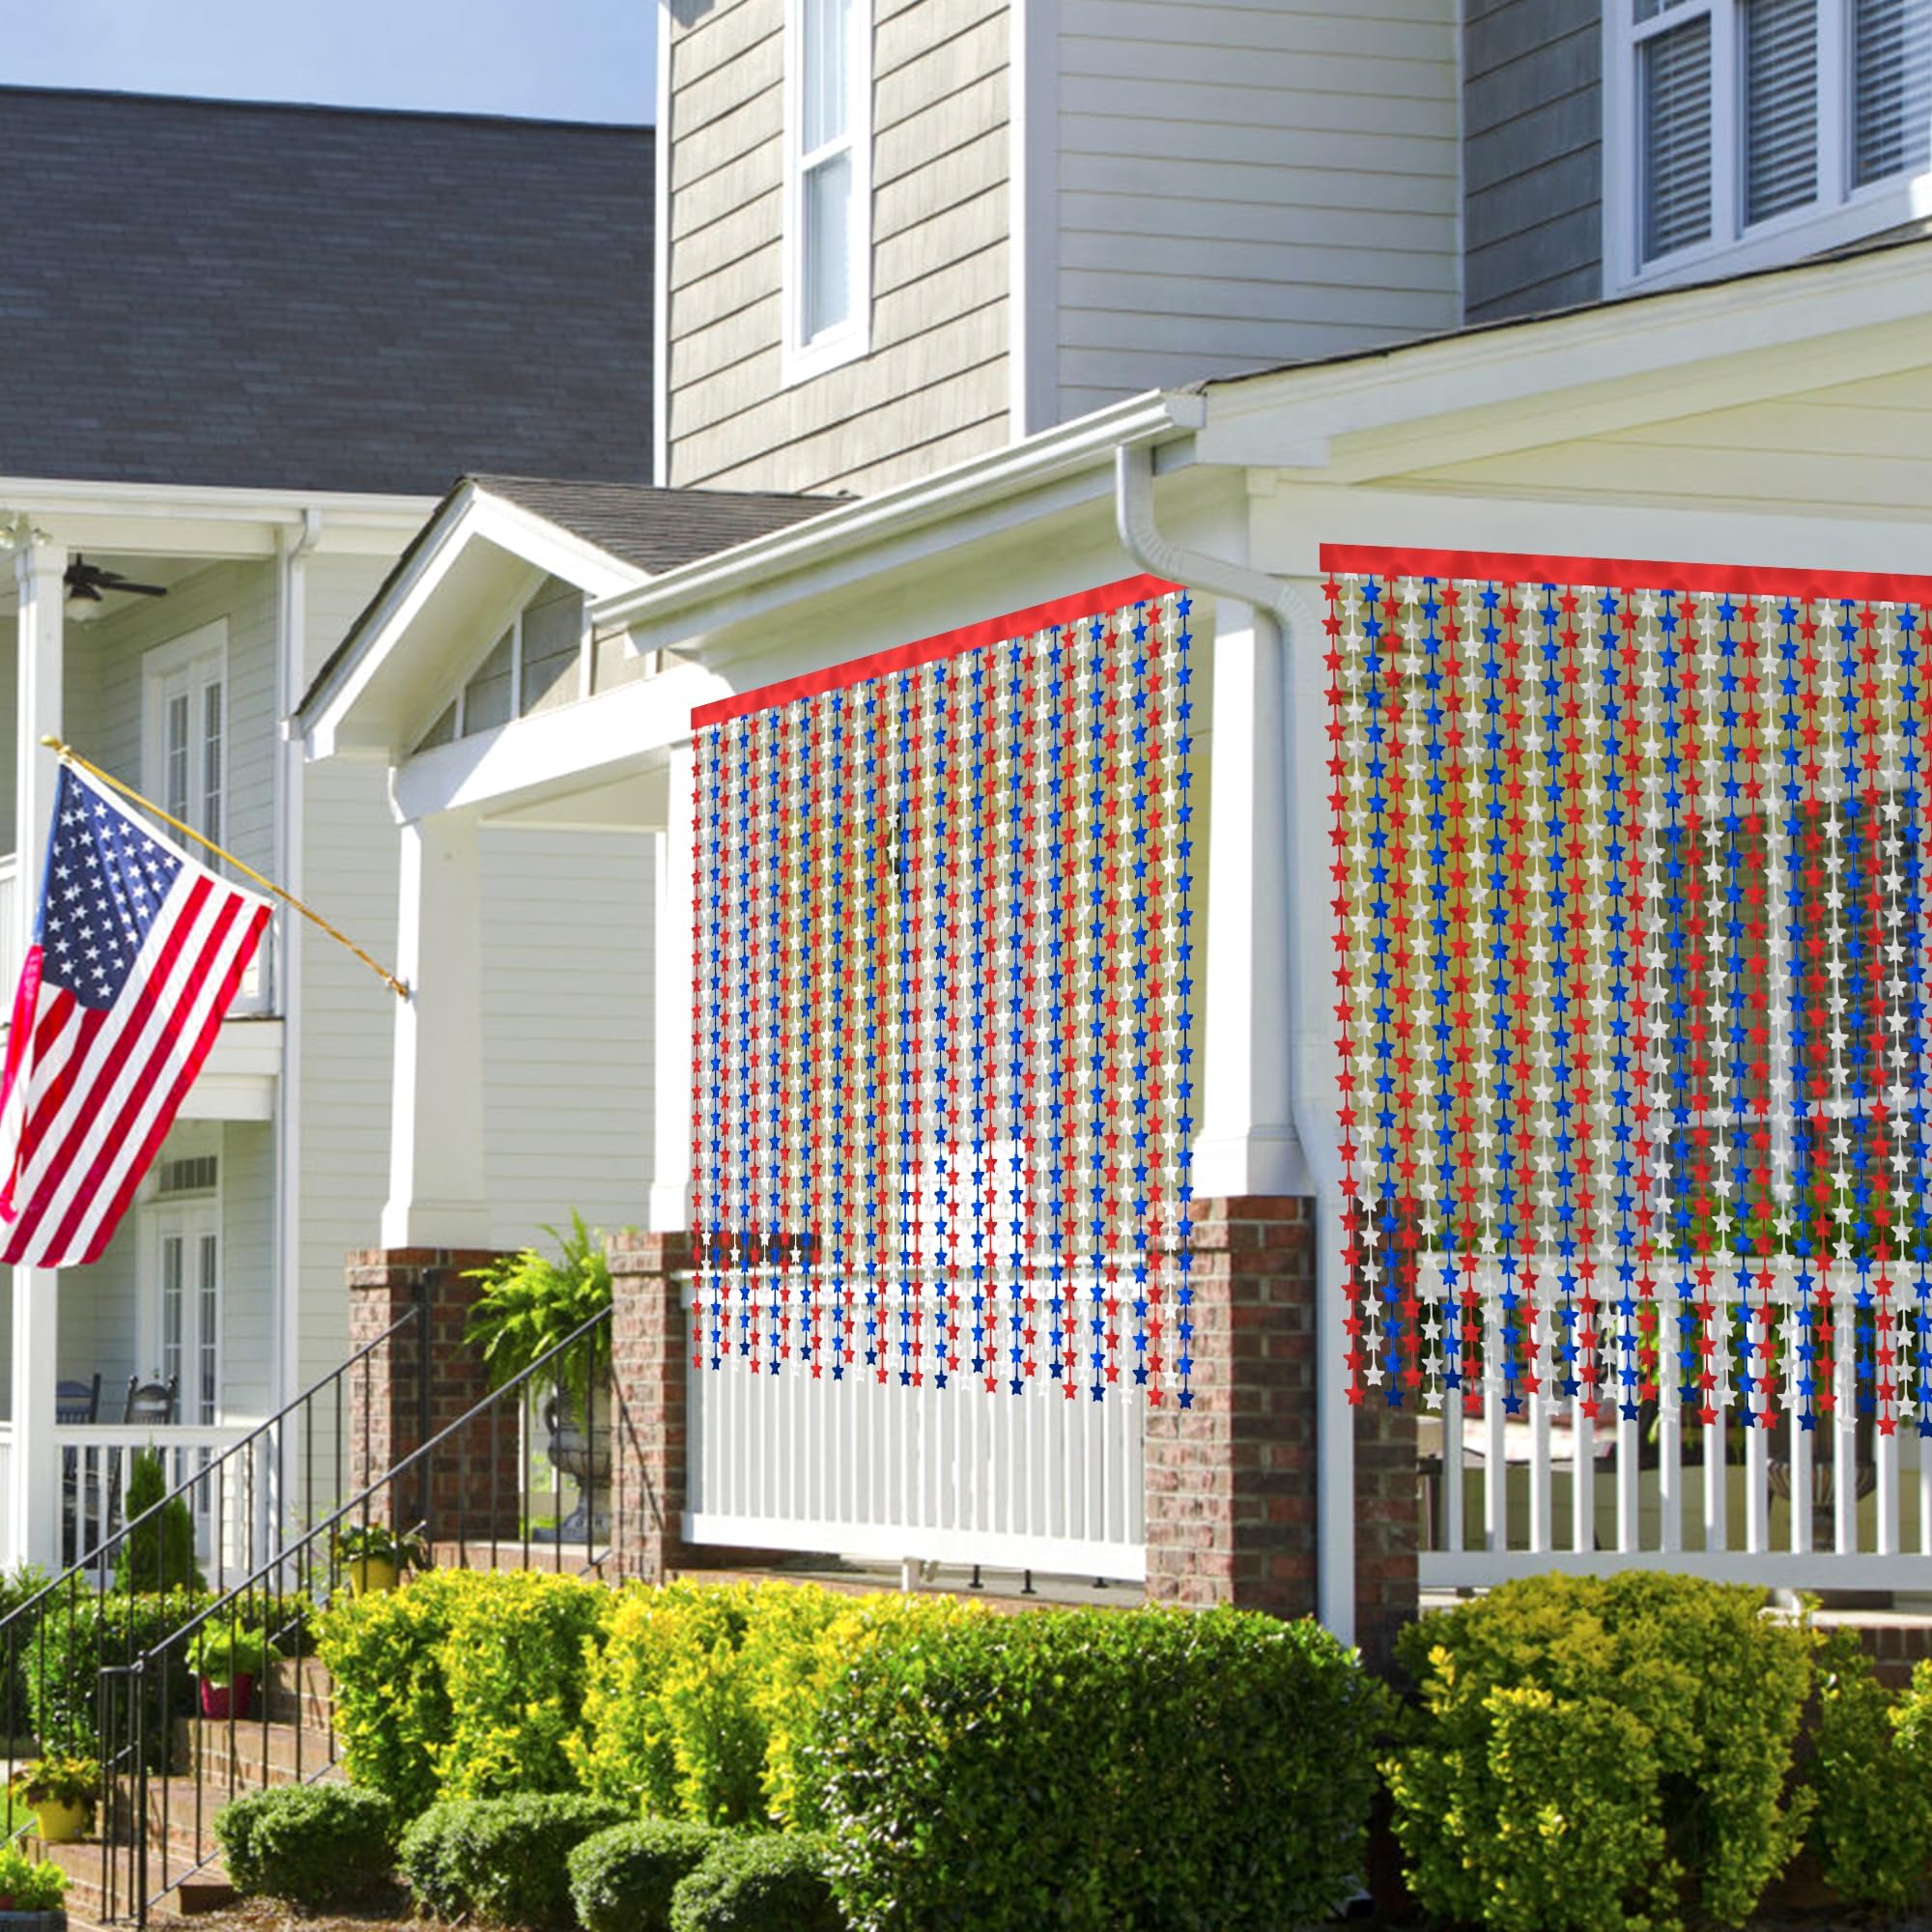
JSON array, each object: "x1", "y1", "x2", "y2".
[
  {"x1": 688, "y1": 577, "x2": 1197, "y2": 1404},
  {"x1": 0, "y1": 764, "x2": 271, "y2": 1267}
]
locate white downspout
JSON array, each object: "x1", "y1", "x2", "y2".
[{"x1": 1113, "y1": 443, "x2": 1355, "y2": 1646}]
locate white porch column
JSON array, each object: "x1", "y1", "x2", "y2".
[
  {"x1": 1194, "y1": 597, "x2": 1295, "y2": 1198},
  {"x1": 381, "y1": 807, "x2": 488, "y2": 1247},
  {"x1": 8, "y1": 536, "x2": 62, "y2": 1569},
  {"x1": 649, "y1": 739, "x2": 694, "y2": 1232}
]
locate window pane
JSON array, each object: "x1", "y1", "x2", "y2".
[
  {"x1": 520, "y1": 583, "x2": 584, "y2": 717},
  {"x1": 202, "y1": 677, "x2": 223, "y2": 843},
  {"x1": 415, "y1": 701, "x2": 458, "y2": 753},
  {"x1": 804, "y1": 150, "x2": 853, "y2": 339},
  {"x1": 463, "y1": 629, "x2": 515, "y2": 735},
  {"x1": 166, "y1": 692, "x2": 190, "y2": 824},
  {"x1": 1641, "y1": 15, "x2": 1714, "y2": 259},
  {"x1": 1744, "y1": 0, "x2": 1819, "y2": 223},
  {"x1": 1854, "y1": 0, "x2": 1932, "y2": 186},
  {"x1": 802, "y1": 0, "x2": 849, "y2": 152},
  {"x1": 198, "y1": 1234, "x2": 218, "y2": 1425},
  {"x1": 161, "y1": 1235, "x2": 184, "y2": 1388}
]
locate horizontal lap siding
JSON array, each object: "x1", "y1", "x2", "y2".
[
  {"x1": 1054, "y1": 0, "x2": 1461, "y2": 417},
  {"x1": 666, "y1": 0, "x2": 1010, "y2": 495},
  {"x1": 1463, "y1": 0, "x2": 1603, "y2": 322},
  {"x1": 480, "y1": 830, "x2": 654, "y2": 1249}
]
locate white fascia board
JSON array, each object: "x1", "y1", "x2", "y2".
[
  {"x1": 390, "y1": 660, "x2": 729, "y2": 825},
  {"x1": 591, "y1": 390, "x2": 1203, "y2": 640},
  {"x1": 0, "y1": 473, "x2": 432, "y2": 535},
  {"x1": 299, "y1": 484, "x2": 649, "y2": 758},
  {"x1": 1193, "y1": 241, "x2": 1932, "y2": 472}
]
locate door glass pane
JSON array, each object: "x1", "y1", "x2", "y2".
[
  {"x1": 802, "y1": 0, "x2": 849, "y2": 152},
  {"x1": 1854, "y1": 0, "x2": 1932, "y2": 186},
  {"x1": 197, "y1": 1233, "x2": 218, "y2": 1426},
  {"x1": 1641, "y1": 15, "x2": 1715, "y2": 260},
  {"x1": 804, "y1": 151, "x2": 853, "y2": 338},
  {"x1": 160, "y1": 1235, "x2": 184, "y2": 1392},
  {"x1": 202, "y1": 678, "x2": 223, "y2": 844},
  {"x1": 1744, "y1": 0, "x2": 1819, "y2": 223},
  {"x1": 166, "y1": 692, "x2": 190, "y2": 824}
]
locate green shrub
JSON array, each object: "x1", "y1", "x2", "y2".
[
  {"x1": 569, "y1": 1818, "x2": 723, "y2": 1932},
  {"x1": 433, "y1": 1572, "x2": 611, "y2": 1798},
  {"x1": 0, "y1": 1842, "x2": 68, "y2": 1913},
  {"x1": 800, "y1": 1605, "x2": 1376, "y2": 1932},
  {"x1": 1808, "y1": 1631, "x2": 1932, "y2": 1910},
  {"x1": 21, "y1": 1585, "x2": 213, "y2": 1761},
  {"x1": 669, "y1": 1833, "x2": 842, "y2": 1932},
  {"x1": 400, "y1": 1793, "x2": 630, "y2": 1929},
  {"x1": 114, "y1": 1449, "x2": 206, "y2": 1594},
  {"x1": 316, "y1": 1568, "x2": 468, "y2": 1815},
  {"x1": 0, "y1": 1561, "x2": 50, "y2": 1744},
  {"x1": 1386, "y1": 1573, "x2": 1815, "y2": 1932},
  {"x1": 213, "y1": 1784, "x2": 396, "y2": 1906}
]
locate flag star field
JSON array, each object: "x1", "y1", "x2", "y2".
[{"x1": 688, "y1": 579, "x2": 1197, "y2": 1406}]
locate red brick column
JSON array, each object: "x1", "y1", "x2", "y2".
[
  {"x1": 346, "y1": 1248, "x2": 520, "y2": 1541},
  {"x1": 607, "y1": 1232, "x2": 695, "y2": 1583},
  {"x1": 1141, "y1": 1196, "x2": 1417, "y2": 1674}
]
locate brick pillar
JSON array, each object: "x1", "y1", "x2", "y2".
[
  {"x1": 346, "y1": 1248, "x2": 520, "y2": 1542},
  {"x1": 1141, "y1": 1196, "x2": 1418, "y2": 1675},
  {"x1": 607, "y1": 1232, "x2": 695, "y2": 1583}
]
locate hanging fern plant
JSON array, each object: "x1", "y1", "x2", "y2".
[{"x1": 463, "y1": 1211, "x2": 612, "y2": 1413}]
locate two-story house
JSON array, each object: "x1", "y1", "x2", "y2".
[
  {"x1": 0, "y1": 83, "x2": 664, "y2": 1569},
  {"x1": 304, "y1": 0, "x2": 1932, "y2": 1650}
]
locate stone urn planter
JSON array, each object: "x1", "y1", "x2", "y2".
[{"x1": 540, "y1": 1386, "x2": 611, "y2": 1541}]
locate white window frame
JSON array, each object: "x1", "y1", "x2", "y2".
[
  {"x1": 137, "y1": 1128, "x2": 223, "y2": 1428},
  {"x1": 141, "y1": 620, "x2": 228, "y2": 849},
  {"x1": 1605, "y1": 0, "x2": 1932, "y2": 295},
  {"x1": 781, "y1": 0, "x2": 873, "y2": 385}
]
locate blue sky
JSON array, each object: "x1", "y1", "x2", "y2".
[{"x1": 4, "y1": 0, "x2": 654, "y2": 124}]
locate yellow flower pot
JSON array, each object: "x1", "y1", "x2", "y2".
[
  {"x1": 32, "y1": 1797, "x2": 87, "y2": 1843},
  {"x1": 346, "y1": 1556, "x2": 399, "y2": 1596}
]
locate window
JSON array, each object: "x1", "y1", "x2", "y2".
[
  {"x1": 783, "y1": 0, "x2": 871, "y2": 382},
  {"x1": 1612, "y1": 0, "x2": 1932, "y2": 286},
  {"x1": 412, "y1": 579, "x2": 586, "y2": 754},
  {"x1": 143, "y1": 1143, "x2": 220, "y2": 1428},
  {"x1": 142, "y1": 623, "x2": 226, "y2": 847}
]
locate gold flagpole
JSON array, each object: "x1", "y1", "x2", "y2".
[{"x1": 40, "y1": 735, "x2": 410, "y2": 1001}]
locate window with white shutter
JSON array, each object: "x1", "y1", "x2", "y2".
[{"x1": 1612, "y1": 0, "x2": 1932, "y2": 286}]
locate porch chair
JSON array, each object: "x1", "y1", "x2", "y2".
[
  {"x1": 122, "y1": 1375, "x2": 178, "y2": 1427},
  {"x1": 54, "y1": 1376, "x2": 100, "y2": 1426}
]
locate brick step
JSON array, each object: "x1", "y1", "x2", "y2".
[
  {"x1": 173, "y1": 1717, "x2": 344, "y2": 1791},
  {"x1": 27, "y1": 1834, "x2": 113, "y2": 1923},
  {"x1": 429, "y1": 1538, "x2": 603, "y2": 1574}
]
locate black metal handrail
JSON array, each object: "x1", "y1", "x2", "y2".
[
  {"x1": 0, "y1": 1298, "x2": 425, "y2": 1869},
  {"x1": 100, "y1": 1306, "x2": 617, "y2": 1926}
]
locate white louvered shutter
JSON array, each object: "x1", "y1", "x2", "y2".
[
  {"x1": 1744, "y1": 0, "x2": 1820, "y2": 222},
  {"x1": 1854, "y1": 0, "x2": 1932, "y2": 186},
  {"x1": 1641, "y1": 14, "x2": 1715, "y2": 259}
]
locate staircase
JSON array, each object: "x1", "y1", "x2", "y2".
[{"x1": 30, "y1": 1657, "x2": 341, "y2": 1926}]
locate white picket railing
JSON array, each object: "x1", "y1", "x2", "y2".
[
  {"x1": 58, "y1": 1423, "x2": 262, "y2": 1580},
  {"x1": 0, "y1": 852, "x2": 17, "y2": 1004},
  {"x1": 685, "y1": 1283, "x2": 1146, "y2": 1578},
  {"x1": 1418, "y1": 1260, "x2": 1932, "y2": 1594}
]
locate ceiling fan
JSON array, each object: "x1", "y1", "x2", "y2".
[{"x1": 64, "y1": 555, "x2": 168, "y2": 605}]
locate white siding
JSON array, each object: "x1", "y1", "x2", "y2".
[
  {"x1": 481, "y1": 829, "x2": 654, "y2": 1251},
  {"x1": 220, "y1": 1122, "x2": 273, "y2": 1421},
  {"x1": 1053, "y1": 0, "x2": 1463, "y2": 418}
]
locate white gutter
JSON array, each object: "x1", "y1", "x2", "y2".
[
  {"x1": 0, "y1": 475, "x2": 434, "y2": 528},
  {"x1": 1113, "y1": 444, "x2": 1355, "y2": 1648},
  {"x1": 593, "y1": 389, "x2": 1204, "y2": 635}
]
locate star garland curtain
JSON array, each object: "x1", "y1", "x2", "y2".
[
  {"x1": 688, "y1": 577, "x2": 1198, "y2": 1405},
  {"x1": 1325, "y1": 546, "x2": 1932, "y2": 1439}
]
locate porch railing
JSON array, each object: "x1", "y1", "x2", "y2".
[
  {"x1": 59, "y1": 1427, "x2": 253, "y2": 1576},
  {"x1": 0, "y1": 851, "x2": 17, "y2": 1011},
  {"x1": 683, "y1": 1282, "x2": 1146, "y2": 1579},
  {"x1": 1418, "y1": 1261, "x2": 1932, "y2": 1594}
]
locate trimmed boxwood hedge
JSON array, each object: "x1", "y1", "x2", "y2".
[
  {"x1": 668, "y1": 1833, "x2": 843, "y2": 1932},
  {"x1": 399, "y1": 1792, "x2": 631, "y2": 1930},
  {"x1": 213, "y1": 1784, "x2": 396, "y2": 1906},
  {"x1": 797, "y1": 1604, "x2": 1378, "y2": 1932},
  {"x1": 569, "y1": 1819, "x2": 726, "y2": 1932}
]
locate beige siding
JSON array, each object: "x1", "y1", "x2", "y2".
[
  {"x1": 666, "y1": 0, "x2": 1011, "y2": 495},
  {"x1": 481, "y1": 829, "x2": 654, "y2": 1250},
  {"x1": 1053, "y1": 0, "x2": 1463, "y2": 419}
]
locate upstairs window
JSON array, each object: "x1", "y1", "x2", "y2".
[
  {"x1": 1614, "y1": 0, "x2": 1932, "y2": 286},
  {"x1": 412, "y1": 578, "x2": 587, "y2": 754},
  {"x1": 783, "y1": 0, "x2": 871, "y2": 382},
  {"x1": 142, "y1": 622, "x2": 226, "y2": 847}
]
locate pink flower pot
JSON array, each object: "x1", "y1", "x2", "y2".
[{"x1": 198, "y1": 1674, "x2": 254, "y2": 1721}]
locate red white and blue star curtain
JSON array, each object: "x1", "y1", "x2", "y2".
[
  {"x1": 1326, "y1": 546, "x2": 1932, "y2": 1440},
  {"x1": 688, "y1": 576, "x2": 1198, "y2": 1406}
]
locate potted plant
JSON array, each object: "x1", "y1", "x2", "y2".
[
  {"x1": 332, "y1": 1522, "x2": 430, "y2": 1596},
  {"x1": 185, "y1": 1624, "x2": 281, "y2": 1720},
  {"x1": 464, "y1": 1212, "x2": 613, "y2": 1539},
  {"x1": 0, "y1": 1842, "x2": 68, "y2": 1930},
  {"x1": 11, "y1": 1754, "x2": 99, "y2": 1845}
]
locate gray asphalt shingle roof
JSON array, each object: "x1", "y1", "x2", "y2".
[{"x1": 0, "y1": 86, "x2": 654, "y2": 496}]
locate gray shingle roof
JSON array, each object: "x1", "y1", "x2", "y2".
[
  {"x1": 469, "y1": 474, "x2": 839, "y2": 575},
  {"x1": 0, "y1": 87, "x2": 654, "y2": 496}
]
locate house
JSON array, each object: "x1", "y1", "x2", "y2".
[
  {"x1": 301, "y1": 0, "x2": 1932, "y2": 1662},
  {"x1": 0, "y1": 84, "x2": 656, "y2": 1571}
]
